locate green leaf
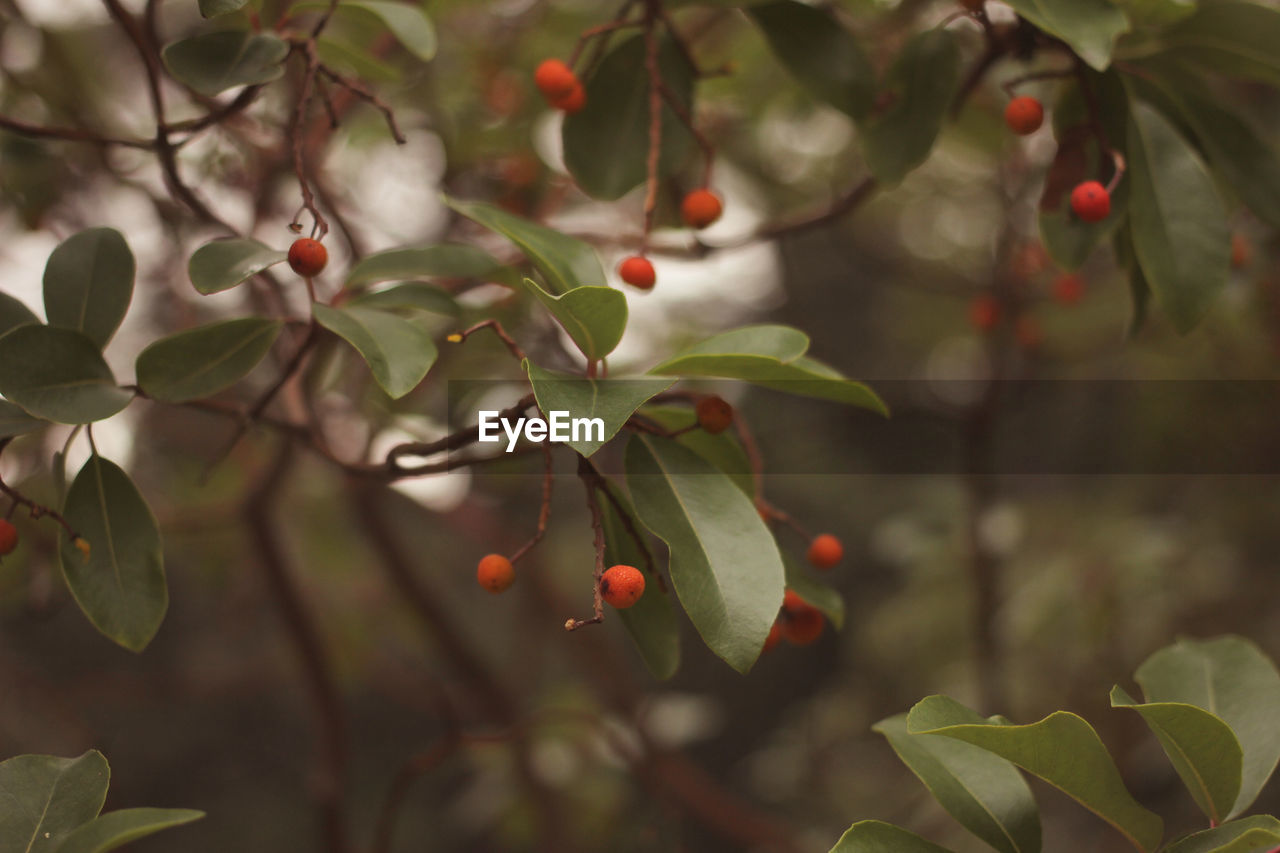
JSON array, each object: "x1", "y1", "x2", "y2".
[
  {"x1": 597, "y1": 483, "x2": 680, "y2": 680},
  {"x1": 1134, "y1": 636, "x2": 1280, "y2": 818},
  {"x1": 747, "y1": 0, "x2": 875, "y2": 120},
  {"x1": 1166, "y1": 816, "x2": 1280, "y2": 853},
  {"x1": 1003, "y1": 0, "x2": 1129, "y2": 70},
  {"x1": 59, "y1": 456, "x2": 166, "y2": 652},
  {"x1": 625, "y1": 434, "x2": 784, "y2": 673},
  {"x1": 521, "y1": 278, "x2": 627, "y2": 362},
  {"x1": 198, "y1": 0, "x2": 247, "y2": 17},
  {"x1": 861, "y1": 29, "x2": 960, "y2": 187},
  {"x1": 136, "y1": 318, "x2": 283, "y2": 403},
  {"x1": 828, "y1": 820, "x2": 955, "y2": 853},
  {"x1": 0, "y1": 289, "x2": 40, "y2": 337},
  {"x1": 873, "y1": 714, "x2": 1040, "y2": 853},
  {"x1": 345, "y1": 244, "x2": 510, "y2": 288},
  {"x1": 55, "y1": 808, "x2": 205, "y2": 853},
  {"x1": 312, "y1": 304, "x2": 437, "y2": 398},
  {"x1": 562, "y1": 34, "x2": 696, "y2": 201},
  {"x1": 1109, "y1": 685, "x2": 1242, "y2": 824},
  {"x1": 524, "y1": 360, "x2": 673, "y2": 456},
  {"x1": 315, "y1": 36, "x2": 401, "y2": 83},
  {"x1": 0, "y1": 326, "x2": 132, "y2": 424},
  {"x1": 0, "y1": 750, "x2": 109, "y2": 853},
  {"x1": 908, "y1": 696, "x2": 1163, "y2": 852},
  {"x1": 1126, "y1": 100, "x2": 1229, "y2": 333},
  {"x1": 296, "y1": 1, "x2": 436, "y2": 61},
  {"x1": 1131, "y1": 1, "x2": 1280, "y2": 87},
  {"x1": 444, "y1": 197, "x2": 605, "y2": 294},
  {"x1": 350, "y1": 283, "x2": 459, "y2": 316},
  {"x1": 0, "y1": 400, "x2": 46, "y2": 438},
  {"x1": 188, "y1": 239, "x2": 287, "y2": 295},
  {"x1": 42, "y1": 228, "x2": 134, "y2": 349},
  {"x1": 783, "y1": 557, "x2": 844, "y2": 630},
  {"x1": 638, "y1": 405, "x2": 753, "y2": 496},
  {"x1": 162, "y1": 30, "x2": 289, "y2": 97},
  {"x1": 1112, "y1": 0, "x2": 1197, "y2": 26}
]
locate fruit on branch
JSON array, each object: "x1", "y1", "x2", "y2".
[
  {"x1": 806, "y1": 533, "x2": 843, "y2": 570},
  {"x1": 1004, "y1": 96, "x2": 1044, "y2": 136},
  {"x1": 1052, "y1": 273, "x2": 1085, "y2": 305},
  {"x1": 601, "y1": 564, "x2": 646, "y2": 609},
  {"x1": 1070, "y1": 181, "x2": 1111, "y2": 223},
  {"x1": 969, "y1": 294, "x2": 1001, "y2": 332},
  {"x1": 619, "y1": 255, "x2": 656, "y2": 290},
  {"x1": 681, "y1": 189, "x2": 723, "y2": 229},
  {"x1": 551, "y1": 82, "x2": 587, "y2": 114},
  {"x1": 476, "y1": 553, "x2": 515, "y2": 593},
  {"x1": 763, "y1": 621, "x2": 783, "y2": 653},
  {"x1": 534, "y1": 59, "x2": 579, "y2": 101},
  {"x1": 0, "y1": 518, "x2": 17, "y2": 556},
  {"x1": 288, "y1": 238, "x2": 328, "y2": 277},
  {"x1": 695, "y1": 395, "x2": 734, "y2": 435},
  {"x1": 780, "y1": 589, "x2": 824, "y2": 646}
]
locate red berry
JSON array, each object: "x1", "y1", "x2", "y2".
[
  {"x1": 806, "y1": 533, "x2": 843, "y2": 570},
  {"x1": 1070, "y1": 181, "x2": 1111, "y2": 223},
  {"x1": 288, "y1": 238, "x2": 328, "y2": 278},
  {"x1": 618, "y1": 255, "x2": 656, "y2": 290},
  {"x1": 969, "y1": 294, "x2": 1001, "y2": 332},
  {"x1": 1052, "y1": 273, "x2": 1085, "y2": 305},
  {"x1": 681, "y1": 189, "x2": 723, "y2": 229},
  {"x1": 1004, "y1": 96, "x2": 1044, "y2": 136},
  {"x1": 534, "y1": 59, "x2": 578, "y2": 101},
  {"x1": 477, "y1": 553, "x2": 515, "y2": 594},
  {"x1": 601, "y1": 564, "x2": 646, "y2": 609},
  {"x1": 1232, "y1": 234, "x2": 1251, "y2": 270},
  {"x1": 762, "y1": 621, "x2": 784, "y2": 653},
  {"x1": 550, "y1": 81, "x2": 586, "y2": 114},
  {"x1": 0, "y1": 518, "x2": 17, "y2": 556},
  {"x1": 695, "y1": 395, "x2": 734, "y2": 435},
  {"x1": 780, "y1": 590, "x2": 824, "y2": 646}
]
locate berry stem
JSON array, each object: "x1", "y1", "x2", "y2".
[
  {"x1": 508, "y1": 444, "x2": 554, "y2": 566},
  {"x1": 447, "y1": 319, "x2": 527, "y2": 362},
  {"x1": 641, "y1": 0, "x2": 664, "y2": 248},
  {"x1": 568, "y1": 8, "x2": 642, "y2": 70},
  {"x1": 565, "y1": 455, "x2": 607, "y2": 631},
  {"x1": 658, "y1": 81, "x2": 714, "y2": 187},
  {"x1": 0, "y1": 438, "x2": 83, "y2": 545}
]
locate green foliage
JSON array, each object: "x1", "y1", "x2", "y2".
[
  {"x1": 0, "y1": 289, "x2": 39, "y2": 337},
  {"x1": 345, "y1": 244, "x2": 510, "y2": 289},
  {"x1": 1004, "y1": 0, "x2": 1130, "y2": 70},
  {"x1": 521, "y1": 277, "x2": 628, "y2": 362},
  {"x1": 188, "y1": 239, "x2": 287, "y2": 295},
  {"x1": 294, "y1": 1, "x2": 437, "y2": 61},
  {"x1": 42, "y1": 228, "x2": 134, "y2": 350},
  {"x1": 524, "y1": 360, "x2": 673, "y2": 457},
  {"x1": 162, "y1": 30, "x2": 290, "y2": 97},
  {"x1": 1165, "y1": 816, "x2": 1280, "y2": 853},
  {"x1": 0, "y1": 325, "x2": 131, "y2": 424},
  {"x1": 830, "y1": 820, "x2": 956, "y2": 852},
  {"x1": 313, "y1": 304, "x2": 438, "y2": 399},
  {"x1": 55, "y1": 808, "x2": 206, "y2": 853},
  {"x1": 136, "y1": 318, "x2": 283, "y2": 403},
  {"x1": 0, "y1": 400, "x2": 45, "y2": 438}
]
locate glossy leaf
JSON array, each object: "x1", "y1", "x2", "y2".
[
  {"x1": 350, "y1": 283, "x2": 459, "y2": 317},
  {"x1": 625, "y1": 434, "x2": 785, "y2": 673},
  {"x1": 598, "y1": 483, "x2": 680, "y2": 680},
  {"x1": 1166, "y1": 816, "x2": 1280, "y2": 853},
  {"x1": 0, "y1": 750, "x2": 109, "y2": 853},
  {"x1": 136, "y1": 318, "x2": 283, "y2": 403},
  {"x1": 445, "y1": 197, "x2": 605, "y2": 294},
  {"x1": 1113, "y1": 0, "x2": 1197, "y2": 26},
  {"x1": 56, "y1": 808, "x2": 205, "y2": 853},
  {"x1": 43, "y1": 228, "x2": 134, "y2": 349},
  {"x1": 1110, "y1": 685, "x2": 1242, "y2": 824},
  {"x1": 1003, "y1": 0, "x2": 1129, "y2": 71},
  {"x1": 162, "y1": 30, "x2": 289, "y2": 96},
  {"x1": 1126, "y1": 101, "x2": 1228, "y2": 333},
  {"x1": 313, "y1": 304, "x2": 437, "y2": 399},
  {"x1": 0, "y1": 326, "x2": 131, "y2": 424},
  {"x1": 829, "y1": 820, "x2": 955, "y2": 853},
  {"x1": 188, "y1": 239, "x2": 287, "y2": 295},
  {"x1": 783, "y1": 557, "x2": 844, "y2": 630},
  {"x1": 59, "y1": 455, "x2": 166, "y2": 652},
  {"x1": 747, "y1": 0, "x2": 875, "y2": 120},
  {"x1": 1134, "y1": 636, "x2": 1280, "y2": 818},
  {"x1": 0, "y1": 400, "x2": 46, "y2": 438},
  {"x1": 522, "y1": 278, "x2": 627, "y2": 362},
  {"x1": 296, "y1": 1, "x2": 436, "y2": 61},
  {"x1": 1138, "y1": 1, "x2": 1280, "y2": 87},
  {"x1": 908, "y1": 696, "x2": 1163, "y2": 852},
  {"x1": 638, "y1": 405, "x2": 753, "y2": 495},
  {"x1": 0, "y1": 289, "x2": 39, "y2": 337},
  {"x1": 873, "y1": 713, "x2": 1040, "y2": 853},
  {"x1": 861, "y1": 29, "x2": 959, "y2": 187},
  {"x1": 524, "y1": 360, "x2": 673, "y2": 456},
  {"x1": 198, "y1": 0, "x2": 247, "y2": 17},
  {"x1": 563, "y1": 35, "x2": 695, "y2": 201},
  {"x1": 345, "y1": 243, "x2": 509, "y2": 288}
]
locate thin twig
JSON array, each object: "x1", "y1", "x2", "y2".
[
  {"x1": 508, "y1": 443, "x2": 554, "y2": 565},
  {"x1": 565, "y1": 456, "x2": 607, "y2": 631}
]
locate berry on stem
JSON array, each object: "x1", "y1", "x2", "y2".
[
  {"x1": 476, "y1": 553, "x2": 515, "y2": 594},
  {"x1": 0, "y1": 518, "x2": 17, "y2": 556},
  {"x1": 1053, "y1": 273, "x2": 1085, "y2": 305},
  {"x1": 288, "y1": 238, "x2": 328, "y2": 278},
  {"x1": 619, "y1": 255, "x2": 656, "y2": 290},
  {"x1": 695, "y1": 396, "x2": 734, "y2": 435},
  {"x1": 806, "y1": 533, "x2": 843, "y2": 570},
  {"x1": 969, "y1": 294, "x2": 1001, "y2": 332},
  {"x1": 780, "y1": 589, "x2": 824, "y2": 646},
  {"x1": 762, "y1": 621, "x2": 783, "y2": 653},
  {"x1": 1004, "y1": 96, "x2": 1044, "y2": 136},
  {"x1": 601, "y1": 564, "x2": 645, "y2": 609},
  {"x1": 534, "y1": 59, "x2": 578, "y2": 101},
  {"x1": 681, "y1": 189, "x2": 723, "y2": 229},
  {"x1": 1070, "y1": 181, "x2": 1111, "y2": 223},
  {"x1": 550, "y1": 82, "x2": 586, "y2": 114}
]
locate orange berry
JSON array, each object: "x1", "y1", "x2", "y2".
[
  {"x1": 550, "y1": 81, "x2": 586, "y2": 114},
  {"x1": 534, "y1": 58, "x2": 578, "y2": 101},
  {"x1": 695, "y1": 395, "x2": 734, "y2": 435},
  {"x1": 619, "y1": 255, "x2": 656, "y2": 290},
  {"x1": 1232, "y1": 234, "x2": 1251, "y2": 270},
  {"x1": 969, "y1": 294, "x2": 1001, "y2": 332},
  {"x1": 601, "y1": 564, "x2": 645, "y2": 609},
  {"x1": 1004, "y1": 96, "x2": 1044, "y2": 136},
  {"x1": 0, "y1": 518, "x2": 17, "y2": 556},
  {"x1": 681, "y1": 188, "x2": 723, "y2": 229},
  {"x1": 806, "y1": 533, "x2": 843, "y2": 570},
  {"x1": 288, "y1": 238, "x2": 328, "y2": 278},
  {"x1": 780, "y1": 591, "x2": 824, "y2": 646},
  {"x1": 476, "y1": 553, "x2": 515, "y2": 594},
  {"x1": 1052, "y1": 273, "x2": 1085, "y2": 305},
  {"x1": 1070, "y1": 181, "x2": 1111, "y2": 223},
  {"x1": 762, "y1": 621, "x2": 784, "y2": 653}
]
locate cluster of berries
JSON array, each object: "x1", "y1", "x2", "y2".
[{"x1": 1003, "y1": 96, "x2": 1111, "y2": 224}]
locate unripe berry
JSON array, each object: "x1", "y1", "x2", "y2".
[
  {"x1": 550, "y1": 82, "x2": 586, "y2": 114},
  {"x1": 780, "y1": 590, "x2": 824, "y2": 646},
  {"x1": 288, "y1": 238, "x2": 328, "y2": 278},
  {"x1": 681, "y1": 189, "x2": 723, "y2": 229},
  {"x1": 806, "y1": 533, "x2": 843, "y2": 570},
  {"x1": 534, "y1": 59, "x2": 578, "y2": 101},
  {"x1": 476, "y1": 553, "x2": 515, "y2": 594},
  {"x1": 1070, "y1": 181, "x2": 1111, "y2": 223},
  {"x1": 969, "y1": 294, "x2": 1001, "y2": 332},
  {"x1": 695, "y1": 395, "x2": 734, "y2": 435},
  {"x1": 1052, "y1": 273, "x2": 1085, "y2": 305},
  {"x1": 0, "y1": 518, "x2": 17, "y2": 556},
  {"x1": 1004, "y1": 96, "x2": 1044, "y2": 136},
  {"x1": 601, "y1": 564, "x2": 645, "y2": 609},
  {"x1": 619, "y1": 255, "x2": 656, "y2": 290}
]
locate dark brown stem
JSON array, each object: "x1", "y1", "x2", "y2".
[
  {"x1": 0, "y1": 439, "x2": 83, "y2": 544},
  {"x1": 641, "y1": 0, "x2": 663, "y2": 245},
  {"x1": 446, "y1": 319, "x2": 527, "y2": 361},
  {"x1": 508, "y1": 443, "x2": 554, "y2": 565},
  {"x1": 565, "y1": 456, "x2": 607, "y2": 631}
]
